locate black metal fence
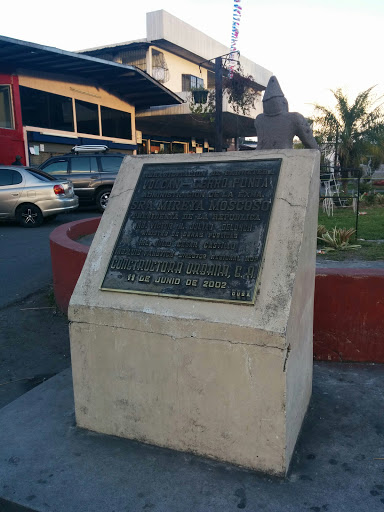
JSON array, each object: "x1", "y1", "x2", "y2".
[{"x1": 319, "y1": 165, "x2": 382, "y2": 239}]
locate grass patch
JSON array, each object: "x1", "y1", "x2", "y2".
[
  {"x1": 318, "y1": 204, "x2": 384, "y2": 260},
  {"x1": 317, "y1": 241, "x2": 384, "y2": 261},
  {"x1": 318, "y1": 204, "x2": 384, "y2": 240}
]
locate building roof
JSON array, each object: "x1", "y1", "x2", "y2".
[
  {"x1": 0, "y1": 35, "x2": 183, "y2": 110},
  {"x1": 79, "y1": 10, "x2": 273, "y2": 90},
  {"x1": 79, "y1": 39, "x2": 148, "y2": 54}
]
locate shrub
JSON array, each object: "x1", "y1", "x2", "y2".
[
  {"x1": 317, "y1": 224, "x2": 328, "y2": 237},
  {"x1": 359, "y1": 181, "x2": 373, "y2": 194},
  {"x1": 317, "y1": 227, "x2": 361, "y2": 252}
]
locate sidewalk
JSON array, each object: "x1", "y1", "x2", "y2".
[
  {"x1": 1, "y1": 362, "x2": 384, "y2": 511},
  {"x1": 1, "y1": 287, "x2": 384, "y2": 511},
  {"x1": 0, "y1": 288, "x2": 70, "y2": 409}
]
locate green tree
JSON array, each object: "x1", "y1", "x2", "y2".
[{"x1": 312, "y1": 87, "x2": 384, "y2": 184}]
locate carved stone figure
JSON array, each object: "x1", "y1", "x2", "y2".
[{"x1": 255, "y1": 76, "x2": 319, "y2": 150}]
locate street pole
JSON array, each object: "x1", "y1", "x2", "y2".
[{"x1": 215, "y1": 56, "x2": 223, "y2": 152}]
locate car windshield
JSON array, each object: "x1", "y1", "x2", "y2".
[{"x1": 27, "y1": 168, "x2": 58, "y2": 182}]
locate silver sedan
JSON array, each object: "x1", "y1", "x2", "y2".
[{"x1": 0, "y1": 166, "x2": 79, "y2": 227}]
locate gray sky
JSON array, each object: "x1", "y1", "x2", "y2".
[{"x1": 2, "y1": 0, "x2": 384, "y2": 117}]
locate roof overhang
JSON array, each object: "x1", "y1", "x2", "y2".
[
  {"x1": 136, "y1": 112, "x2": 257, "y2": 145},
  {"x1": 0, "y1": 35, "x2": 183, "y2": 110}
]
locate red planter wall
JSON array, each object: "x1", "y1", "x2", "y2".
[
  {"x1": 50, "y1": 218, "x2": 384, "y2": 363},
  {"x1": 313, "y1": 268, "x2": 384, "y2": 362},
  {"x1": 49, "y1": 217, "x2": 101, "y2": 314}
]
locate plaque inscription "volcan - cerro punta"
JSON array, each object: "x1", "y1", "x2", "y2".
[{"x1": 101, "y1": 159, "x2": 281, "y2": 303}]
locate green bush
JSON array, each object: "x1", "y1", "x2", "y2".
[
  {"x1": 318, "y1": 226, "x2": 361, "y2": 252},
  {"x1": 359, "y1": 181, "x2": 373, "y2": 194}
]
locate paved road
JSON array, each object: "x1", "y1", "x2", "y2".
[{"x1": 0, "y1": 208, "x2": 100, "y2": 309}]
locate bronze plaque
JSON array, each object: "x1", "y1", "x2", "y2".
[{"x1": 101, "y1": 159, "x2": 281, "y2": 304}]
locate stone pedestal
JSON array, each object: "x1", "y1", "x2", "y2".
[{"x1": 69, "y1": 149, "x2": 319, "y2": 476}]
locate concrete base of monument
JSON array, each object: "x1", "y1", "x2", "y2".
[{"x1": 69, "y1": 149, "x2": 320, "y2": 476}]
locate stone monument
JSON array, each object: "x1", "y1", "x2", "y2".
[
  {"x1": 69, "y1": 146, "x2": 319, "y2": 476},
  {"x1": 255, "y1": 76, "x2": 319, "y2": 150}
]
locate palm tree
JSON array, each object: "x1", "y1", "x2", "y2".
[{"x1": 312, "y1": 87, "x2": 384, "y2": 190}]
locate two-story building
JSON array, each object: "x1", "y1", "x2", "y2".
[
  {"x1": 0, "y1": 35, "x2": 182, "y2": 166},
  {"x1": 80, "y1": 10, "x2": 273, "y2": 154}
]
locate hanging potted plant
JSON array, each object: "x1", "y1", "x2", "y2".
[
  {"x1": 192, "y1": 88, "x2": 209, "y2": 104},
  {"x1": 188, "y1": 60, "x2": 262, "y2": 122},
  {"x1": 222, "y1": 64, "x2": 261, "y2": 115},
  {"x1": 189, "y1": 64, "x2": 261, "y2": 117},
  {"x1": 189, "y1": 89, "x2": 216, "y2": 123}
]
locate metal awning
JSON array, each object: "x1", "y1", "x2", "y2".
[
  {"x1": 0, "y1": 35, "x2": 183, "y2": 110},
  {"x1": 136, "y1": 111, "x2": 257, "y2": 145}
]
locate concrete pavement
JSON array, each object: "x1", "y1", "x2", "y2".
[{"x1": 0, "y1": 362, "x2": 383, "y2": 511}]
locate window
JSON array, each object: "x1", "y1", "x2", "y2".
[
  {"x1": 20, "y1": 86, "x2": 74, "y2": 132},
  {"x1": 41, "y1": 159, "x2": 69, "y2": 175},
  {"x1": 152, "y1": 50, "x2": 169, "y2": 84},
  {"x1": 182, "y1": 75, "x2": 204, "y2": 92},
  {"x1": 75, "y1": 100, "x2": 99, "y2": 135},
  {"x1": 100, "y1": 156, "x2": 124, "y2": 173},
  {"x1": 101, "y1": 107, "x2": 132, "y2": 140},
  {"x1": 0, "y1": 169, "x2": 22, "y2": 186},
  {"x1": 70, "y1": 157, "x2": 98, "y2": 173},
  {"x1": 28, "y1": 169, "x2": 54, "y2": 182},
  {"x1": 0, "y1": 85, "x2": 14, "y2": 129}
]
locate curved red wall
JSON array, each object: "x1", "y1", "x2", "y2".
[
  {"x1": 50, "y1": 218, "x2": 384, "y2": 363},
  {"x1": 49, "y1": 217, "x2": 101, "y2": 314}
]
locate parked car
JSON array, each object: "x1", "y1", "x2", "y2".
[
  {"x1": 0, "y1": 166, "x2": 79, "y2": 228},
  {"x1": 39, "y1": 146, "x2": 126, "y2": 212}
]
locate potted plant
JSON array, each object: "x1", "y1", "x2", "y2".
[
  {"x1": 192, "y1": 88, "x2": 209, "y2": 104},
  {"x1": 223, "y1": 64, "x2": 261, "y2": 115}
]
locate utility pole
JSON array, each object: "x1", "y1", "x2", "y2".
[
  {"x1": 215, "y1": 57, "x2": 223, "y2": 152},
  {"x1": 198, "y1": 51, "x2": 238, "y2": 152}
]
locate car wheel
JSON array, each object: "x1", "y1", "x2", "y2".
[
  {"x1": 16, "y1": 204, "x2": 44, "y2": 228},
  {"x1": 95, "y1": 188, "x2": 111, "y2": 213}
]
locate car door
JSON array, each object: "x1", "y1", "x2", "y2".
[
  {"x1": 68, "y1": 156, "x2": 99, "y2": 201},
  {"x1": 0, "y1": 169, "x2": 24, "y2": 218}
]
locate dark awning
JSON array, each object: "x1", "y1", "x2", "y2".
[{"x1": 0, "y1": 35, "x2": 183, "y2": 110}]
